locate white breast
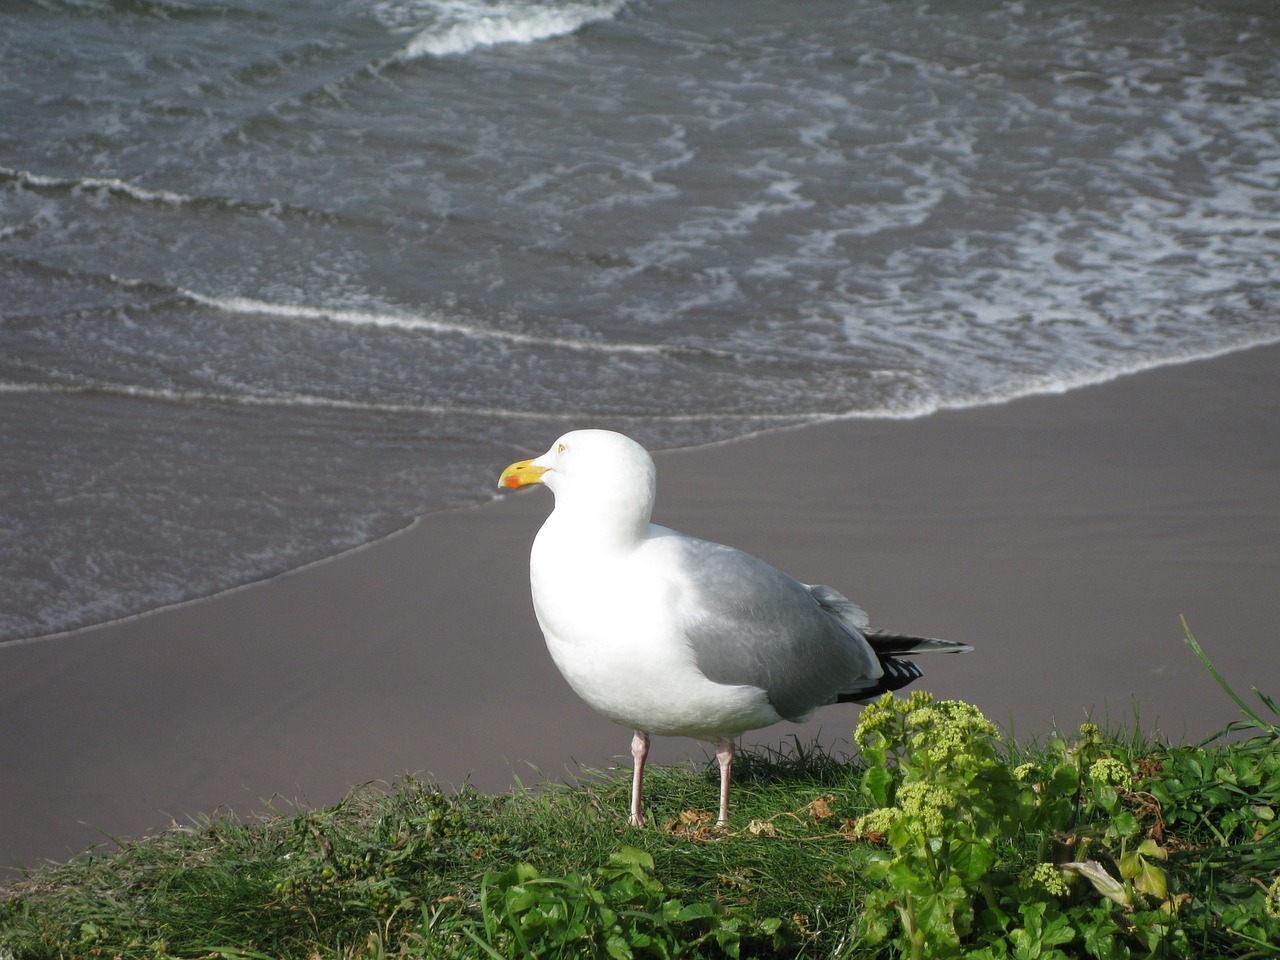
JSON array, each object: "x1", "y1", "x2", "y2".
[{"x1": 529, "y1": 520, "x2": 781, "y2": 740}]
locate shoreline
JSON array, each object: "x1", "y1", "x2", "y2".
[
  {"x1": 7, "y1": 335, "x2": 1277, "y2": 652},
  {"x1": 3, "y1": 342, "x2": 1278, "y2": 872}
]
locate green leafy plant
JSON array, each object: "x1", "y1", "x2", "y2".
[
  {"x1": 468, "y1": 846, "x2": 782, "y2": 959},
  {"x1": 853, "y1": 692, "x2": 1020, "y2": 956},
  {"x1": 851, "y1": 693, "x2": 1183, "y2": 958},
  {"x1": 849, "y1": 625, "x2": 1280, "y2": 959}
]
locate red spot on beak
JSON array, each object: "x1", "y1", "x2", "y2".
[{"x1": 504, "y1": 475, "x2": 522, "y2": 489}]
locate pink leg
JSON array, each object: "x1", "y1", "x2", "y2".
[
  {"x1": 716, "y1": 740, "x2": 734, "y2": 826},
  {"x1": 629, "y1": 730, "x2": 650, "y2": 827}
]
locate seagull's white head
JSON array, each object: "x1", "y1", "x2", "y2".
[{"x1": 499, "y1": 429, "x2": 657, "y2": 539}]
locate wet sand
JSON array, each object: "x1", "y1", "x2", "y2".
[{"x1": 3, "y1": 343, "x2": 1278, "y2": 874}]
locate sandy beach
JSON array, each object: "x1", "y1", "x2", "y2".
[{"x1": 3, "y1": 343, "x2": 1278, "y2": 875}]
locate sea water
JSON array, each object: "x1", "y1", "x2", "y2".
[{"x1": 2, "y1": 0, "x2": 1277, "y2": 641}]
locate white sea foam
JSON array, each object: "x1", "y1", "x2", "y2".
[
  {"x1": 177, "y1": 288, "x2": 672, "y2": 355},
  {"x1": 0, "y1": 165, "x2": 297, "y2": 219},
  {"x1": 387, "y1": 0, "x2": 624, "y2": 60},
  {"x1": 2, "y1": 166, "x2": 196, "y2": 206},
  {"x1": 0, "y1": 379, "x2": 549, "y2": 418},
  {"x1": 916, "y1": 333, "x2": 1280, "y2": 417},
  {"x1": 0, "y1": 379, "x2": 813, "y2": 424}
]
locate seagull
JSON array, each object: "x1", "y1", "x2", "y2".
[{"x1": 499, "y1": 429, "x2": 970, "y2": 827}]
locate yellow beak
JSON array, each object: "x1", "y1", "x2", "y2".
[{"x1": 499, "y1": 457, "x2": 548, "y2": 489}]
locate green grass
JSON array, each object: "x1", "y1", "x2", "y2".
[{"x1": 2, "y1": 625, "x2": 1278, "y2": 959}]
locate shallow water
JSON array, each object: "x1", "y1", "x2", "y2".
[{"x1": 2, "y1": 0, "x2": 1278, "y2": 641}]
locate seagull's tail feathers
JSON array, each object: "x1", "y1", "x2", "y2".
[
  {"x1": 833, "y1": 631, "x2": 972, "y2": 705},
  {"x1": 862, "y1": 630, "x2": 974, "y2": 656}
]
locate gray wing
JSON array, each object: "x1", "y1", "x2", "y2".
[{"x1": 659, "y1": 532, "x2": 882, "y2": 721}]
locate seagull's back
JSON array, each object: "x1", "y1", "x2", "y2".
[{"x1": 649, "y1": 529, "x2": 882, "y2": 721}]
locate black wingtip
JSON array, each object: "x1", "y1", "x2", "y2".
[{"x1": 835, "y1": 654, "x2": 923, "y2": 703}]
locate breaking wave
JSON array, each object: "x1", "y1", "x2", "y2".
[{"x1": 386, "y1": 0, "x2": 625, "y2": 60}]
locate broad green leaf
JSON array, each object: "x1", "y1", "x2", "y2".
[
  {"x1": 674, "y1": 902, "x2": 716, "y2": 922},
  {"x1": 1135, "y1": 860, "x2": 1168, "y2": 901},
  {"x1": 864, "y1": 765, "x2": 894, "y2": 807},
  {"x1": 952, "y1": 838, "x2": 997, "y2": 884}
]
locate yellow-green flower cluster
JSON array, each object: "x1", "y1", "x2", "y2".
[
  {"x1": 1266, "y1": 875, "x2": 1280, "y2": 920},
  {"x1": 1022, "y1": 862, "x2": 1071, "y2": 898},
  {"x1": 903, "y1": 690, "x2": 935, "y2": 712},
  {"x1": 896, "y1": 781, "x2": 956, "y2": 836},
  {"x1": 1013, "y1": 762, "x2": 1039, "y2": 781},
  {"x1": 858, "y1": 689, "x2": 1001, "y2": 755},
  {"x1": 853, "y1": 693, "x2": 901, "y2": 746},
  {"x1": 857, "y1": 782, "x2": 957, "y2": 838},
  {"x1": 908, "y1": 700, "x2": 1000, "y2": 768},
  {"x1": 854, "y1": 690, "x2": 935, "y2": 748},
  {"x1": 1089, "y1": 757, "x2": 1134, "y2": 791},
  {"x1": 857, "y1": 806, "x2": 903, "y2": 836}
]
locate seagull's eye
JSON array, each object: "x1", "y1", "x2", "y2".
[{"x1": 557, "y1": 443, "x2": 567, "y2": 454}]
